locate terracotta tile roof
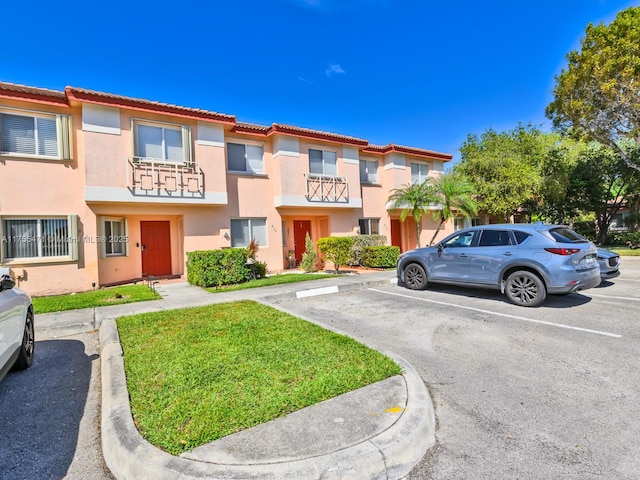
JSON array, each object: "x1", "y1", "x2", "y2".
[
  {"x1": 65, "y1": 86, "x2": 236, "y2": 124},
  {"x1": 0, "y1": 81, "x2": 451, "y2": 161},
  {"x1": 362, "y1": 143, "x2": 452, "y2": 160},
  {"x1": 0, "y1": 81, "x2": 69, "y2": 106}
]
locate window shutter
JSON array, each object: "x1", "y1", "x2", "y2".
[
  {"x1": 124, "y1": 218, "x2": 130, "y2": 257},
  {"x1": 1, "y1": 113, "x2": 35, "y2": 154},
  {"x1": 98, "y1": 216, "x2": 107, "y2": 259},
  {"x1": 58, "y1": 115, "x2": 73, "y2": 160},
  {"x1": 37, "y1": 117, "x2": 58, "y2": 156},
  {"x1": 68, "y1": 215, "x2": 79, "y2": 261},
  {"x1": 182, "y1": 126, "x2": 192, "y2": 164}
]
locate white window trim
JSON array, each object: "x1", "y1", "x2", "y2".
[
  {"x1": 0, "y1": 215, "x2": 78, "y2": 264},
  {"x1": 308, "y1": 146, "x2": 339, "y2": 177},
  {"x1": 360, "y1": 158, "x2": 379, "y2": 184},
  {"x1": 99, "y1": 217, "x2": 129, "y2": 258},
  {"x1": 0, "y1": 107, "x2": 72, "y2": 161},
  {"x1": 230, "y1": 218, "x2": 268, "y2": 248},
  {"x1": 226, "y1": 140, "x2": 266, "y2": 175},
  {"x1": 411, "y1": 162, "x2": 429, "y2": 184},
  {"x1": 131, "y1": 118, "x2": 192, "y2": 164},
  {"x1": 358, "y1": 218, "x2": 380, "y2": 235}
]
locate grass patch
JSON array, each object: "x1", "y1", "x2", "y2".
[
  {"x1": 33, "y1": 285, "x2": 161, "y2": 314},
  {"x1": 116, "y1": 301, "x2": 401, "y2": 455},
  {"x1": 609, "y1": 247, "x2": 640, "y2": 256},
  {"x1": 204, "y1": 272, "x2": 339, "y2": 293}
]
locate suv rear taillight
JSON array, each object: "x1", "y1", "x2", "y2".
[{"x1": 545, "y1": 247, "x2": 581, "y2": 255}]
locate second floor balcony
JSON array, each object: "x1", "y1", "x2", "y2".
[
  {"x1": 127, "y1": 157, "x2": 205, "y2": 199},
  {"x1": 305, "y1": 173, "x2": 349, "y2": 203}
]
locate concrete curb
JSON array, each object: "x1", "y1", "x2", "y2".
[{"x1": 100, "y1": 317, "x2": 435, "y2": 480}]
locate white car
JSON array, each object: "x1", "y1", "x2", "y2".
[{"x1": 0, "y1": 268, "x2": 34, "y2": 382}]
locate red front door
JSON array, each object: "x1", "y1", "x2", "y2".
[
  {"x1": 141, "y1": 221, "x2": 172, "y2": 277},
  {"x1": 391, "y1": 219, "x2": 402, "y2": 251},
  {"x1": 293, "y1": 220, "x2": 311, "y2": 264}
]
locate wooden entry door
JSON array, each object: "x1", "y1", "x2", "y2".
[
  {"x1": 293, "y1": 220, "x2": 311, "y2": 264},
  {"x1": 141, "y1": 221, "x2": 172, "y2": 277},
  {"x1": 391, "y1": 219, "x2": 402, "y2": 251}
]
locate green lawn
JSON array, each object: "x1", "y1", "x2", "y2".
[
  {"x1": 33, "y1": 285, "x2": 161, "y2": 314},
  {"x1": 205, "y1": 272, "x2": 339, "y2": 293},
  {"x1": 609, "y1": 247, "x2": 640, "y2": 256},
  {"x1": 116, "y1": 301, "x2": 401, "y2": 455}
]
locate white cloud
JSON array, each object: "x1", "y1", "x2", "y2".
[{"x1": 325, "y1": 64, "x2": 346, "y2": 77}]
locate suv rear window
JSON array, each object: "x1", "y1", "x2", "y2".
[{"x1": 548, "y1": 227, "x2": 588, "y2": 244}]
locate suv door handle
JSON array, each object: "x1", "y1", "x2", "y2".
[
  {"x1": 502, "y1": 251, "x2": 514, "y2": 256},
  {"x1": 458, "y1": 253, "x2": 469, "y2": 258}
]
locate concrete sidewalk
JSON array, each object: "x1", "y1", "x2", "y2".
[{"x1": 37, "y1": 271, "x2": 436, "y2": 480}]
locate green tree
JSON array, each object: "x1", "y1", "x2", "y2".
[
  {"x1": 546, "y1": 7, "x2": 640, "y2": 172},
  {"x1": 427, "y1": 172, "x2": 477, "y2": 245},
  {"x1": 299, "y1": 232, "x2": 317, "y2": 272},
  {"x1": 456, "y1": 125, "x2": 544, "y2": 222},
  {"x1": 386, "y1": 181, "x2": 437, "y2": 248},
  {"x1": 564, "y1": 143, "x2": 640, "y2": 244}
]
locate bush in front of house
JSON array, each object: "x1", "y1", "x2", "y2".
[
  {"x1": 186, "y1": 249, "x2": 251, "y2": 287},
  {"x1": 361, "y1": 245, "x2": 400, "y2": 268},
  {"x1": 300, "y1": 232, "x2": 318, "y2": 272},
  {"x1": 317, "y1": 236, "x2": 354, "y2": 273},
  {"x1": 348, "y1": 234, "x2": 387, "y2": 266},
  {"x1": 609, "y1": 231, "x2": 640, "y2": 246}
]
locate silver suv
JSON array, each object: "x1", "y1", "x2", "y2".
[{"x1": 397, "y1": 224, "x2": 601, "y2": 307}]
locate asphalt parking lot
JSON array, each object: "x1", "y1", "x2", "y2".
[
  {"x1": 273, "y1": 257, "x2": 640, "y2": 480},
  {"x1": 0, "y1": 258, "x2": 638, "y2": 479}
]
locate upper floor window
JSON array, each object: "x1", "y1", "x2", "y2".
[
  {"x1": 0, "y1": 110, "x2": 72, "y2": 160},
  {"x1": 309, "y1": 148, "x2": 337, "y2": 176},
  {"x1": 133, "y1": 120, "x2": 191, "y2": 163},
  {"x1": 227, "y1": 142, "x2": 264, "y2": 174},
  {"x1": 1, "y1": 216, "x2": 78, "y2": 262},
  {"x1": 360, "y1": 159, "x2": 378, "y2": 183},
  {"x1": 359, "y1": 218, "x2": 380, "y2": 235},
  {"x1": 411, "y1": 162, "x2": 429, "y2": 184}
]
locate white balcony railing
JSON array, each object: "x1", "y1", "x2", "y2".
[
  {"x1": 127, "y1": 157, "x2": 204, "y2": 198},
  {"x1": 305, "y1": 173, "x2": 349, "y2": 203}
]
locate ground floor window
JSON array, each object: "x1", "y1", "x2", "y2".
[
  {"x1": 1, "y1": 216, "x2": 77, "y2": 261},
  {"x1": 358, "y1": 218, "x2": 380, "y2": 235},
  {"x1": 101, "y1": 217, "x2": 128, "y2": 257},
  {"x1": 230, "y1": 218, "x2": 267, "y2": 247}
]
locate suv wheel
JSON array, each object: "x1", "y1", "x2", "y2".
[
  {"x1": 404, "y1": 263, "x2": 427, "y2": 290},
  {"x1": 505, "y1": 271, "x2": 546, "y2": 307}
]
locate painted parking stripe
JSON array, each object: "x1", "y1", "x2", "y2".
[
  {"x1": 588, "y1": 293, "x2": 640, "y2": 302},
  {"x1": 369, "y1": 288, "x2": 622, "y2": 338},
  {"x1": 296, "y1": 285, "x2": 339, "y2": 299}
]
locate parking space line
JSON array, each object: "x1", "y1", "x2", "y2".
[
  {"x1": 369, "y1": 288, "x2": 622, "y2": 338},
  {"x1": 588, "y1": 293, "x2": 640, "y2": 301}
]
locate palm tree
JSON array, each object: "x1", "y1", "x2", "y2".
[
  {"x1": 387, "y1": 181, "x2": 437, "y2": 248},
  {"x1": 427, "y1": 172, "x2": 477, "y2": 246}
]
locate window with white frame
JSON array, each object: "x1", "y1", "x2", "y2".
[
  {"x1": 359, "y1": 218, "x2": 380, "y2": 235},
  {"x1": 227, "y1": 142, "x2": 264, "y2": 174},
  {"x1": 133, "y1": 120, "x2": 191, "y2": 163},
  {"x1": 101, "y1": 217, "x2": 128, "y2": 257},
  {"x1": 454, "y1": 216, "x2": 466, "y2": 231},
  {"x1": 359, "y1": 159, "x2": 378, "y2": 183},
  {"x1": 230, "y1": 218, "x2": 267, "y2": 247},
  {"x1": 471, "y1": 217, "x2": 485, "y2": 227},
  {"x1": 0, "y1": 109, "x2": 72, "y2": 159},
  {"x1": 411, "y1": 162, "x2": 429, "y2": 184},
  {"x1": 1, "y1": 216, "x2": 77, "y2": 261},
  {"x1": 309, "y1": 148, "x2": 337, "y2": 176}
]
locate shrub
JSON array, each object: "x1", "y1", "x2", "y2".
[
  {"x1": 609, "y1": 231, "x2": 640, "y2": 246},
  {"x1": 317, "y1": 236, "x2": 354, "y2": 273},
  {"x1": 572, "y1": 220, "x2": 596, "y2": 242},
  {"x1": 186, "y1": 249, "x2": 251, "y2": 287},
  {"x1": 362, "y1": 246, "x2": 400, "y2": 268},
  {"x1": 348, "y1": 234, "x2": 387, "y2": 266},
  {"x1": 299, "y1": 232, "x2": 317, "y2": 272}
]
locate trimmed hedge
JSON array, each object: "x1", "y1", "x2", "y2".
[
  {"x1": 317, "y1": 236, "x2": 354, "y2": 273},
  {"x1": 348, "y1": 234, "x2": 387, "y2": 266},
  {"x1": 362, "y1": 246, "x2": 400, "y2": 268},
  {"x1": 186, "y1": 249, "x2": 251, "y2": 287},
  {"x1": 609, "y1": 231, "x2": 640, "y2": 246}
]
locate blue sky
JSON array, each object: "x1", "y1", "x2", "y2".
[{"x1": 1, "y1": 0, "x2": 638, "y2": 164}]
